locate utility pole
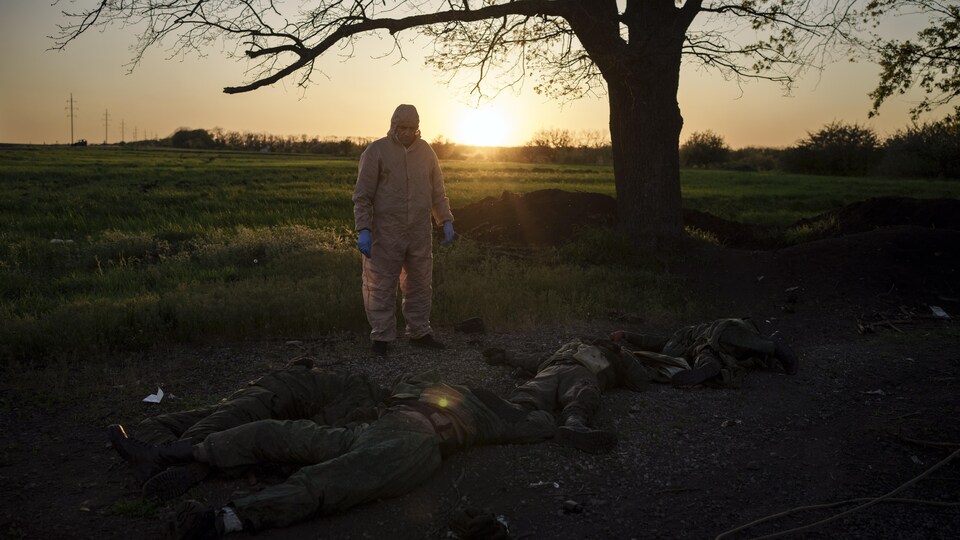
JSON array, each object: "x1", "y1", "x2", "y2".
[
  {"x1": 133, "y1": 126, "x2": 138, "y2": 142},
  {"x1": 65, "y1": 93, "x2": 78, "y2": 145},
  {"x1": 102, "y1": 109, "x2": 110, "y2": 144},
  {"x1": 121, "y1": 120, "x2": 125, "y2": 143}
]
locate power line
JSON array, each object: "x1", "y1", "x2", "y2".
[{"x1": 65, "y1": 93, "x2": 78, "y2": 145}]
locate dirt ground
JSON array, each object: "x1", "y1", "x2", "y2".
[{"x1": 2, "y1": 192, "x2": 959, "y2": 540}]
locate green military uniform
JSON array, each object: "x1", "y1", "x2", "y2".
[
  {"x1": 623, "y1": 318, "x2": 777, "y2": 387},
  {"x1": 135, "y1": 366, "x2": 387, "y2": 445},
  {"x1": 506, "y1": 339, "x2": 653, "y2": 427},
  {"x1": 195, "y1": 375, "x2": 554, "y2": 531}
]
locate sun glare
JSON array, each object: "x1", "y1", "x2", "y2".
[{"x1": 455, "y1": 108, "x2": 511, "y2": 146}]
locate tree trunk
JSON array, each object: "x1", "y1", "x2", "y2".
[
  {"x1": 608, "y1": 62, "x2": 685, "y2": 249},
  {"x1": 565, "y1": 0, "x2": 697, "y2": 248}
]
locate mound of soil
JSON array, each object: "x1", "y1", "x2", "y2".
[
  {"x1": 452, "y1": 189, "x2": 616, "y2": 246},
  {"x1": 795, "y1": 196, "x2": 960, "y2": 235},
  {"x1": 453, "y1": 191, "x2": 960, "y2": 250}
]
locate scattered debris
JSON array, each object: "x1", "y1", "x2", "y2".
[
  {"x1": 562, "y1": 500, "x2": 583, "y2": 514},
  {"x1": 929, "y1": 306, "x2": 950, "y2": 319},
  {"x1": 453, "y1": 317, "x2": 486, "y2": 334},
  {"x1": 142, "y1": 387, "x2": 164, "y2": 403},
  {"x1": 528, "y1": 481, "x2": 559, "y2": 489}
]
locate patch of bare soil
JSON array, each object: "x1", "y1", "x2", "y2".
[
  {"x1": 453, "y1": 191, "x2": 960, "y2": 250},
  {"x1": 452, "y1": 189, "x2": 617, "y2": 247},
  {"x1": 2, "y1": 191, "x2": 959, "y2": 540}
]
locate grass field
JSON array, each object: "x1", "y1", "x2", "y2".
[{"x1": 3, "y1": 146, "x2": 959, "y2": 363}]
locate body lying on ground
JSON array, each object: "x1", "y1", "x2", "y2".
[
  {"x1": 108, "y1": 362, "x2": 388, "y2": 500},
  {"x1": 611, "y1": 317, "x2": 799, "y2": 387},
  {"x1": 109, "y1": 371, "x2": 554, "y2": 538},
  {"x1": 482, "y1": 336, "x2": 654, "y2": 454},
  {"x1": 482, "y1": 318, "x2": 799, "y2": 453}
]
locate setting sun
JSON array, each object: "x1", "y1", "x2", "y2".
[{"x1": 454, "y1": 108, "x2": 512, "y2": 147}]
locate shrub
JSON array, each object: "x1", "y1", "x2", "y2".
[
  {"x1": 879, "y1": 119, "x2": 960, "y2": 179},
  {"x1": 680, "y1": 130, "x2": 730, "y2": 168},
  {"x1": 171, "y1": 128, "x2": 217, "y2": 150},
  {"x1": 782, "y1": 121, "x2": 881, "y2": 176},
  {"x1": 722, "y1": 146, "x2": 783, "y2": 172}
]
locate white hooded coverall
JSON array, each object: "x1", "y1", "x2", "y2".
[{"x1": 352, "y1": 105, "x2": 454, "y2": 342}]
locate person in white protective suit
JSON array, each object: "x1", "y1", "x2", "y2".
[{"x1": 352, "y1": 104, "x2": 455, "y2": 356}]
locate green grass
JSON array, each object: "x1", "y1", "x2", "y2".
[
  {"x1": 2, "y1": 146, "x2": 958, "y2": 363},
  {"x1": 679, "y1": 169, "x2": 960, "y2": 225}
]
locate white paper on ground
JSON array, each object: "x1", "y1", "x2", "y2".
[{"x1": 143, "y1": 387, "x2": 164, "y2": 403}]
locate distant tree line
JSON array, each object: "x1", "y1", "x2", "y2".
[
  {"x1": 146, "y1": 128, "x2": 372, "y2": 156},
  {"x1": 680, "y1": 118, "x2": 960, "y2": 179},
  {"x1": 431, "y1": 129, "x2": 613, "y2": 165},
  {"x1": 157, "y1": 127, "x2": 614, "y2": 164},
  {"x1": 147, "y1": 121, "x2": 958, "y2": 179}
]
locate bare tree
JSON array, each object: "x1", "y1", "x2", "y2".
[{"x1": 52, "y1": 0, "x2": 866, "y2": 247}]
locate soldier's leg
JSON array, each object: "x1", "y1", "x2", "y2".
[
  {"x1": 248, "y1": 368, "x2": 385, "y2": 426},
  {"x1": 107, "y1": 424, "x2": 200, "y2": 484},
  {"x1": 309, "y1": 374, "x2": 388, "y2": 426},
  {"x1": 508, "y1": 364, "x2": 563, "y2": 412},
  {"x1": 554, "y1": 365, "x2": 601, "y2": 425},
  {"x1": 228, "y1": 413, "x2": 442, "y2": 531},
  {"x1": 134, "y1": 404, "x2": 218, "y2": 445},
  {"x1": 623, "y1": 332, "x2": 670, "y2": 353},
  {"x1": 482, "y1": 348, "x2": 543, "y2": 375},
  {"x1": 142, "y1": 416, "x2": 355, "y2": 502},
  {"x1": 719, "y1": 321, "x2": 798, "y2": 374},
  {"x1": 199, "y1": 419, "x2": 362, "y2": 470},
  {"x1": 553, "y1": 365, "x2": 617, "y2": 454},
  {"x1": 671, "y1": 348, "x2": 723, "y2": 386},
  {"x1": 718, "y1": 322, "x2": 775, "y2": 360},
  {"x1": 179, "y1": 387, "x2": 275, "y2": 441}
]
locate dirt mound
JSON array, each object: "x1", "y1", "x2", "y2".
[
  {"x1": 453, "y1": 191, "x2": 960, "y2": 250},
  {"x1": 683, "y1": 208, "x2": 779, "y2": 249},
  {"x1": 452, "y1": 189, "x2": 616, "y2": 246},
  {"x1": 679, "y1": 226, "x2": 960, "y2": 324},
  {"x1": 795, "y1": 196, "x2": 960, "y2": 235}
]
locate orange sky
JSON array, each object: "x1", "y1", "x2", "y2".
[{"x1": 0, "y1": 2, "x2": 949, "y2": 148}]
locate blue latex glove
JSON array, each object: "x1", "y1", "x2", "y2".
[
  {"x1": 357, "y1": 229, "x2": 372, "y2": 258},
  {"x1": 442, "y1": 221, "x2": 455, "y2": 245}
]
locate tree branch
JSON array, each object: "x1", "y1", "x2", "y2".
[{"x1": 226, "y1": 0, "x2": 574, "y2": 93}]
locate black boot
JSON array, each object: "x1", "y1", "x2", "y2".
[
  {"x1": 556, "y1": 415, "x2": 618, "y2": 454},
  {"x1": 670, "y1": 361, "x2": 721, "y2": 386},
  {"x1": 107, "y1": 424, "x2": 197, "y2": 484},
  {"x1": 143, "y1": 462, "x2": 211, "y2": 501},
  {"x1": 772, "y1": 333, "x2": 799, "y2": 375}
]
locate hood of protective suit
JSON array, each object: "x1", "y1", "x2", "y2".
[{"x1": 387, "y1": 104, "x2": 420, "y2": 138}]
